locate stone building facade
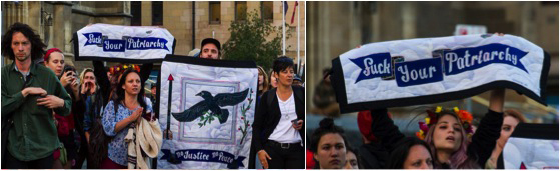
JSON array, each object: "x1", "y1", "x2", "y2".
[
  {"x1": 139, "y1": 1, "x2": 305, "y2": 59},
  {"x1": 2, "y1": 1, "x2": 306, "y2": 75}
]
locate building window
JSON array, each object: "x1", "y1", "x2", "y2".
[
  {"x1": 261, "y1": 1, "x2": 273, "y2": 21},
  {"x1": 235, "y1": 2, "x2": 247, "y2": 21},
  {"x1": 131, "y1": 1, "x2": 142, "y2": 26},
  {"x1": 209, "y1": 1, "x2": 221, "y2": 24},
  {"x1": 152, "y1": 1, "x2": 163, "y2": 26}
]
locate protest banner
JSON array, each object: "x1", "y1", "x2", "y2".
[
  {"x1": 157, "y1": 55, "x2": 258, "y2": 169},
  {"x1": 73, "y1": 23, "x2": 176, "y2": 63},
  {"x1": 331, "y1": 34, "x2": 550, "y2": 113},
  {"x1": 500, "y1": 123, "x2": 559, "y2": 169}
]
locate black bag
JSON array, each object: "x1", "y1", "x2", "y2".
[
  {"x1": 87, "y1": 101, "x2": 112, "y2": 169},
  {"x1": 1, "y1": 117, "x2": 14, "y2": 164},
  {"x1": 87, "y1": 117, "x2": 110, "y2": 169}
]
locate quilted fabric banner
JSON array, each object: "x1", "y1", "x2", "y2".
[
  {"x1": 500, "y1": 123, "x2": 559, "y2": 169},
  {"x1": 73, "y1": 23, "x2": 176, "y2": 63},
  {"x1": 331, "y1": 34, "x2": 550, "y2": 113},
  {"x1": 157, "y1": 55, "x2": 258, "y2": 169}
]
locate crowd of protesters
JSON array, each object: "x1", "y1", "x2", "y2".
[
  {"x1": 303, "y1": 32, "x2": 546, "y2": 170},
  {"x1": 1, "y1": 22, "x2": 305, "y2": 169},
  {"x1": 306, "y1": 60, "x2": 538, "y2": 170},
  {"x1": 307, "y1": 90, "x2": 533, "y2": 170}
]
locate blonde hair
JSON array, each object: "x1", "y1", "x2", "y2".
[
  {"x1": 257, "y1": 66, "x2": 269, "y2": 96},
  {"x1": 79, "y1": 68, "x2": 93, "y2": 85},
  {"x1": 269, "y1": 70, "x2": 277, "y2": 89},
  {"x1": 79, "y1": 68, "x2": 99, "y2": 91}
]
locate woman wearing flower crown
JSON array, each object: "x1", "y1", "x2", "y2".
[{"x1": 369, "y1": 89, "x2": 505, "y2": 169}]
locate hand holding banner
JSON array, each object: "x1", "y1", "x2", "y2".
[{"x1": 331, "y1": 34, "x2": 550, "y2": 113}]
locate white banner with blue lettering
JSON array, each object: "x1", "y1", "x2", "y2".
[
  {"x1": 500, "y1": 123, "x2": 559, "y2": 169},
  {"x1": 73, "y1": 23, "x2": 175, "y2": 63},
  {"x1": 157, "y1": 55, "x2": 258, "y2": 169},
  {"x1": 331, "y1": 34, "x2": 550, "y2": 113}
]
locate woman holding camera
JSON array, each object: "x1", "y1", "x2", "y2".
[{"x1": 43, "y1": 48, "x2": 80, "y2": 169}]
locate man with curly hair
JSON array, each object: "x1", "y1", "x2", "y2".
[{"x1": 1, "y1": 22, "x2": 72, "y2": 169}]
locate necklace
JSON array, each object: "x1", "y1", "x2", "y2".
[{"x1": 278, "y1": 94, "x2": 292, "y2": 121}]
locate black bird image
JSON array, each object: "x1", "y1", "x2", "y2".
[{"x1": 172, "y1": 88, "x2": 249, "y2": 124}]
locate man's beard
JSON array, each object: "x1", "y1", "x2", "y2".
[{"x1": 15, "y1": 54, "x2": 30, "y2": 62}]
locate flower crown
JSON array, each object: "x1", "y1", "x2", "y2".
[
  {"x1": 108, "y1": 64, "x2": 141, "y2": 75},
  {"x1": 416, "y1": 106, "x2": 474, "y2": 140}
]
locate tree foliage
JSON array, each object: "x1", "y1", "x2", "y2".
[{"x1": 223, "y1": 10, "x2": 291, "y2": 72}]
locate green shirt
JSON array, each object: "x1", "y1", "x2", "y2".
[{"x1": 1, "y1": 62, "x2": 72, "y2": 161}]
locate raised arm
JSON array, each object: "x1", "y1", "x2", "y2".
[
  {"x1": 468, "y1": 89, "x2": 505, "y2": 167},
  {"x1": 140, "y1": 63, "x2": 153, "y2": 83},
  {"x1": 93, "y1": 61, "x2": 111, "y2": 105},
  {"x1": 52, "y1": 75, "x2": 72, "y2": 116},
  {"x1": 488, "y1": 89, "x2": 505, "y2": 113},
  {"x1": 370, "y1": 108, "x2": 406, "y2": 153}
]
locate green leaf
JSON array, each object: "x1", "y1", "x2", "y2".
[{"x1": 222, "y1": 10, "x2": 292, "y2": 72}]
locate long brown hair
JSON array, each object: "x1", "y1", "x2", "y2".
[
  {"x1": 115, "y1": 69, "x2": 147, "y2": 113},
  {"x1": 257, "y1": 66, "x2": 269, "y2": 96},
  {"x1": 424, "y1": 109, "x2": 479, "y2": 169},
  {"x1": 268, "y1": 70, "x2": 276, "y2": 89}
]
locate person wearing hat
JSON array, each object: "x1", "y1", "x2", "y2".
[
  {"x1": 292, "y1": 74, "x2": 303, "y2": 87},
  {"x1": 43, "y1": 48, "x2": 78, "y2": 92},
  {"x1": 356, "y1": 110, "x2": 389, "y2": 169},
  {"x1": 199, "y1": 38, "x2": 221, "y2": 59},
  {"x1": 43, "y1": 48, "x2": 65, "y2": 77}
]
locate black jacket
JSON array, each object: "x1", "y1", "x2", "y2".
[
  {"x1": 252, "y1": 85, "x2": 305, "y2": 152},
  {"x1": 370, "y1": 108, "x2": 503, "y2": 169},
  {"x1": 359, "y1": 141, "x2": 389, "y2": 169}
]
